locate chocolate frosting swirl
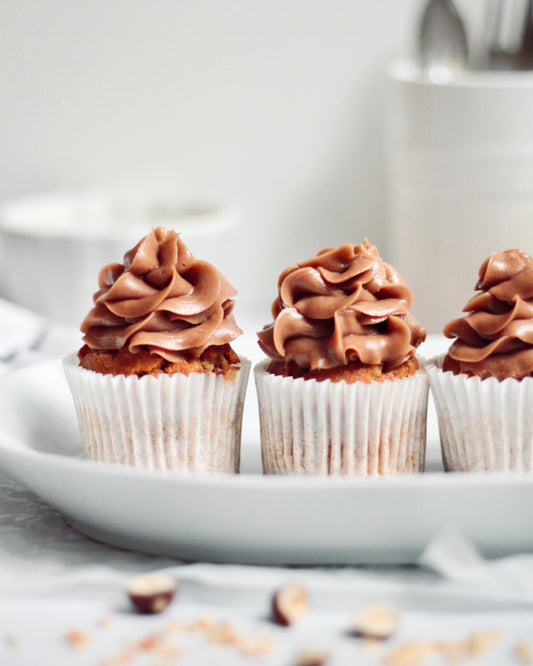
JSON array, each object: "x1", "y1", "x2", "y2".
[
  {"x1": 81, "y1": 227, "x2": 242, "y2": 361},
  {"x1": 257, "y1": 240, "x2": 426, "y2": 370},
  {"x1": 443, "y1": 248, "x2": 533, "y2": 380}
]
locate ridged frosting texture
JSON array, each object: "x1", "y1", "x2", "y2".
[
  {"x1": 257, "y1": 239, "x2": 426, "y2": 371},
  {"x1": 443, "y1": 248, "x2": 533, "y2": 380},
  {"x1": 81, "y1": 227, "x2": 242, "y2": 362}
]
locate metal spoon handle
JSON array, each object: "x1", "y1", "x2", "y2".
[{"x1": 418, "y1": 0, "x2": 469, "y2": 81}]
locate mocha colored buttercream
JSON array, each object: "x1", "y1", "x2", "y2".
[
  {"x1": 443, "y1": 248, "x2": 533, "y2": 380},
  {"x1": 257, "y1": 240, "x2": 426, "y2": 371},
  {"x1": 81, "y1": 227, "x2": 242, "y2": 361}
]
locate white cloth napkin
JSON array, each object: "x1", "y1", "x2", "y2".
[
  {"x1": 420, "y1": 528, "x2": 533, "y2": 606},
  {"x1": 0, "y1": 298, "x2": 81, "y2": 373},
  {"x1": 0, "y1": 485, "x2": 532, "y2": 666}
]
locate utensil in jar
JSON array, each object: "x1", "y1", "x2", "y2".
[
  {"x1": 484, "y1": 0, "x2": 531, "y2": 69},
  {"x1": 518, "y1": 0, "x2": 533, "y2": 67},
  {"x1": 417, "y1": 0, "x2": 469, "y2": 81}
]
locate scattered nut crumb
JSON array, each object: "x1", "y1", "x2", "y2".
[
  {"x1": 148, "y1": 640, "x2": 183, "y2": 658},
  {"x1": 362, "y1": 637, "x2": 387, "y2": 659},
  {"x1": 137, "y1": 635, "x2": 159, "y2": 651},
  {"x1": 165, "y1": 618, "x2": 187, "y2": 634},
  {"x1": 108, "y1": 633, "x2": 184, "y2": 662},
  {"x1": 238, "y1": 633, "x2": 277, "y2": 657},
  {"x1": 295, "y1": 647, "x2": 331, "y2": 665},
  {"x1": 97, "y1": 616, "x2": 113, "y2": 628},
  {"x1": 99, "y1": 639, "x2": 140, "y2": 666},
  {"x1": 64, "y1": 629, "x2": 93, "y2": 650},
  {"x1": 271, "y1": 583, "x2": 309, "y2": 626},
  {"x1": 352, "y1": 603, "x2": 398, "y2": 641},
  {"x1": 137, "y1": 634, "x2": 180, "y2": 654},
  {"x1": 100, "y1": 655, "x2": 133, "y2": 666},
  {"x1": 5, "y1": 635, "x2": 21, "y2": 650},
  {"x1": 98, "y1": 615, "x2": 277, "y2": 665},
  {"x1": 206, "y1": 621, "x2": 241, "y2": 646},
  {"x1": 189, "y1": 615, "x2": 214, "y2": 631},
  {"x1": 435, "y1": 629, "x2": 504, "y2": 662},
  {"x1": 126, "y1": 573, "x2": 177, "y2": 614},
  {"x1": 381, "y1": 641, "x2": 435, "y2": 666},
  {"x1": 515, "y1": 641, "x2": 533, "y2": 664},
  {"x1": 205, "y1": 620, "x2": 277, "y2": 656},
  {"x1": 381, "y1": 629, "x2": 504, "y2": 666}
]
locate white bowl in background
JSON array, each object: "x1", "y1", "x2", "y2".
[{"x1": 0, "y1": 189, "x2": 240, "y2": 326}]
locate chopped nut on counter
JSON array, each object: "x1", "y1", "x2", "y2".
[
  {"x1": 206, "y1": 621, "x2": 241, "y2": 646},
  {"x1": 352, "y1": 603, "x2": 398, "y2": 641},
  {"x1": 295, "y1": 647, "x2": 331, "y2": 665},
  {"x1": 515, "y1": 641, "x2": 533, "y2": 664},
  {"x1": 188, "y1": 615, "x2": 215, "y2": 632},
  {"x1": 5, "y1": 635, "x2": 21, "y2": 650},
  {"x1": 380, "y1": 628, "x2": 504, "y2": 666},
  {"x1": 271, "y1": 583, "x2": 309, "y2": 626},
  {"x1": 435, "y1": 628, "x2": 504, "y2": 662},
  {"x1": 64, "y1": 628, "x2": 93, "y2": 650},
  {"x1": 164, "y1": 618, "x2": 188, "y2": 635},
  {"x1": 381, "y1": 640, "x2": 435, "y2": 666},
  {"x1": 126, "y1": 573, "x2": 177, "y2": 614},
  {"x1": 238, "y1": 633, "x2": 277, "y2": 657},
  {"x1": 137, "y1": 633, "x2": 183, "y2": 657},
  {"x1": 102, "y1": 632, "x2": 184, "y2": 664},
  {"x1": 100, "y1": 655, "x2": 133, "y2": 666},
  {"x1": 203, "y1": 618, "x2": 276, "y2": 656}
]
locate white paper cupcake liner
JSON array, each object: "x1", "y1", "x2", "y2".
[
  {"x1": 254, "y1": 361, "x2": 429, "y2": 476},
  {"x1": 63, "y1": 353, "x2": 250, "y2": 473},
  {"x1": 426, "y1": 357, "x2": 533, "y2": 472}
]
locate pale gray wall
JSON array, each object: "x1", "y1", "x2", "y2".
[{"x1": 0, "y1": 0, "x2": 480, "y2": 318}]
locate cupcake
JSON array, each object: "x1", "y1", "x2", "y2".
[
  {"x1": 63, "y1": 227, "x2": 250, "y2": 472},
  {"x1": 427, "y1": 248, "x2": 533, "y2": 472},
  {"x1": 255, "y1": 239, "x2": 428, "y2": 475}
]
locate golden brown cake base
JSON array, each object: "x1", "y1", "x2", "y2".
[
  {"x1": 78, "y1": 343, "x2": 240, "y2": 379},
  {"x1": 267, "y1": 356, "x2": 419, "y2": 384}
]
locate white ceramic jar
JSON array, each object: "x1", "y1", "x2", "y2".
[{"x1": 385, "y1": 59, "x2": 533, "y2": 333}]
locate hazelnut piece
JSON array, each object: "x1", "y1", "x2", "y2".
[
  {"x1": 126, "y1": 573, "x2": 177, "y2": 614},
  {"x1": 271, "y1": 583, "x2": 308, "y2": 626},
  {"x1": 295, "y1": 648, "x2": 330, "y2": 665},
  {"x1": 351, "y1": 602, "x2": 398, "y2": 640}
]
